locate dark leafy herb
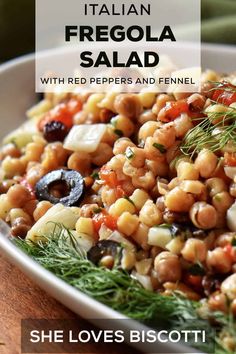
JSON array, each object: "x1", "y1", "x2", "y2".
[
  {"x1": 124, "y1": 195, "x2": 135, "y2": 205},
  {"x1": 152, "y1": 143, "x2": 167, "y2": 153},
  {"x1": 125, "y1": 147, "x2": 135, "y2": 159},
  {"x1": 14, "y1": 224, "x2": 235, "y2": 354},
  {"x1": 114, "y1": 129, "x2": 123, "y2": 137},
  {"x1": 188, "y1": 263, "x2": 206, "y2": 276},
  {"x1": 91, "y1": 172, "x2": 100, "y2": 180}
]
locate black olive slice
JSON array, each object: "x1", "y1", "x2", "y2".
[
  {"x1": 35, "y1": 169, "x2": 85, "y2": 207},
  {"x1": 87, "y1": 240, "x2": 122, "y2": 266}
]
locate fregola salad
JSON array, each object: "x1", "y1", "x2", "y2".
[{"x1": 0, "y1": 70, "x2": 236, "y2": 353}]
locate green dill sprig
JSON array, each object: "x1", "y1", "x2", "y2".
[
  {"x1": 208, "y1": 81, "x2": 236, "y2": 93},
  {"x1": 181, "y1": 106, "x2": 236, "y2": 156},
  {"x1": 14, "y1": 224, "x2": 235, "y2": 353}
]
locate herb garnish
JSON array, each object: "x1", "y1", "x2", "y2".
[
  {"x1": 125, "y1": 147, "x2": 135, "y2": 159},
  {"x1": 153, "y1": 143, "x2": 167, "y2": 153},
  {"x1": 114, "y1": 129, "x2": 123, "y2": 137},
  {"x1": 15, "y1": 224, "x2": 235, "y2": 354},
  {"x1": 181, "y1": 81, "x2": 236, "y2": 156}
]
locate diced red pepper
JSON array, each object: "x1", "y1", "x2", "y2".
[
  {"x1": 99, "y1": 166, "x2": 119, "y2": 188},
  {"x1": 38, "y1": 98, "x2": 82, "y2": 131},
  {"x1": 185, "y1": 274, "x2": 203, "y2": 289},
  {"x1": 160, "y1": 100, "x2": 189, "y2": 122},
  {"x1": 224, "y1": 152, "x2": 236, "y2": 167},
  {"x1": 20, "y1": 177, "x2": 35, "y2": 198},
  {"x1": 212, "y1": 82, "x2": 236, "y2": 106},
  {"x1": 223, "y1": 244, "x2": 236, "y2": 263},
  {"x1": 92, "y1": 210, "x2": 117, "y2": 234}
]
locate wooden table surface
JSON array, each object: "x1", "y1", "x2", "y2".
[{"x1": 0, "y1": 253, "x2": 141, "y2": 354}]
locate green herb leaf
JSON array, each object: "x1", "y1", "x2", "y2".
[
  {"x1": 125, "y1": 147, "x2": 135, "y2": 159},
  {"x1": 91, "y1": 171, "x2": 100, "y2": 180},
  {"x1": 93, "y1": 207, "x2": 102, "y2": 214},
  {"x1": 14, "y1": 224, "x2": 235, "y2": 354},
  {"x1": 152, "y1": 143, "x2": 167, "y2": 153},
  {"x1": 114, "y1": 129, "x2": 123, "y2": 137},
  {"x1": 188, "y1": 263, "x2": 206, "y2": 276},
  {"x1": 231, "y1": 236, "x2": 236, "y2": 247},
  {"x1": 124, "y1": 195, "x2": 135, "y2": 205}
]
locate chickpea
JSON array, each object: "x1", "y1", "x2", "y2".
[
  {"x1": 152, "y1": 94, "x2": 174, "y2": 115},
  {"x1": 166, "y1": 141, "x2": 181, "y2": 165},
  {"x1": 8, "y1": 208, "x2": 32, "y2": 225},
  {"x1": 156, "y1": 196, "x2": 165, "y2": 212},
  {"x1": 138, "y1": 91, "x2": 156, "y2": 109},
  {"x1": 1, "y1": 156, "x2": 26, "y2": 178},
  {"x1": 114, "y1": 94, "x2": 142, "y2": 120},
  {"x1": 123, "y1": 160, "x2": 137, "y2": 177},
  {"x1": 113, "y1": 138, "x2": 135, "y2": 155},
  {"x1": 206, "y1": 248, "x2": 232, "y2": 273},
  {"x1": 212, "y1": 191, "x2": 234, "y2": 212},
  {"x1": 190, "y1": 202, "x2": 217, "y2": 229},
  {"x1": 67, "y1": 151, "x2": 91, "y2": 175},
  {"x1": 11, "y1": 217, "x2": 32, "y2": 238},
  {"x1": 0, "y1": 143, "x2": 21, "y2": 158},
  {"x1": 79, "y1": 203, "x2": 99, "y2": 218},
  {"x1": 7, "y1": 184, "x2": 32, "y2": 208},
  {"x1": 153, "y1": 123, "x2": 176, "y2": 149},
  {"x1": 138, "y1": 121, "x2": 161, "y2": 142},
  {"x1": 208, "y1": 291, "x2": 228, "y2": 313},
  {"x1": 132, "y1": 169, "x2": 155, "y2": 190},
  {"x1": 125, "y1": 147, "x2": 146, "y2": 168},
  {"x1": 221, "y1": 274, "x2": 236, "y2": 300},
  {"x1": 154, "y1": 252, "x2": 182, "y2": 283},
  {"x1": 146, "y1": 159, "x2": 169, "y2": 178},
  {"x1": 131, "y1": 222, "x2": 150, "y2": 250},
  {"x1": 187, "y1": 93, "x2": 206, "y2": 112},
  {"x1": 99, "y1": 92, "x2": 117, "y2": 112},
  {"x1": 173, "y1": 114, "x2": 193, "y2": 138},
  {"x1": 91, "y1": 143, "x2": 113, "y2": 166},
  {"x1": 215, "y1": 232, "x2": 235, "y2": 248},
  {"x1": 0, "y1": 194, "x2": 13, "y2": 219},
  {"x1": 163, "y1": 282, "x2": 200, "y2": 301},
  {"x1": 101, "y1": 125, "x2": 117, "y2": 145},
  {"x1": 83, "y1": 93, "x2": 105, "y2": 120},
  {"x1": 0, "y1": 179, "x2": 17, "y2": 194},
  {"x1": 111, "y1": 115, "x2": 135, "y2": 137},
  {"x1": 33, "y1": 201, "x2": 53, "y2": 221},
  {"x1": 194, "y1": 149, "x2": 218, "y2": 178},
  {"x1": 165, "y1": 187, "x2": 195, "y2": 212},
  {"x1": 231, "y1": 299, "x2": 236, "y2": 316},
  {"x1": 205, "y1": 104, "x2": 229, "y2": 125},
  {"x1": 23, "y1": 199, "x2": 37, "y2": 217},
  {"x1": 144, "y1": 137, "x2": 165, "y2": 160},
  {"x1": 138, "y1": 110, "x2": 156, "y2": 125},
  {"x1": 121, "y1": 178, "x2": 136, "y2": 195},
  {"x1": 139, "y1": 200, "x2": 162, "y2": 227},
  {"x1": 229, "y1": 181, "x2": 236, "y2": 198},
  {"x1": 24, "y1": 142, "x2": 44, "y2": 162},
  {"x1": 177, "y1": 161, "x2": 199, "y2": 180},
  {"x1": 205, "y1": 177, "x2": 227, "y2": 197},
  {"x1": 26, "y1": 163, "x2": 46, "y2": 187},
  {"x1": 181, "y1": 238, "x2": 207, "y2": 263},
  {"x1": 101, "y1": 185, "x2": 117, "y2": 207},
  {"x1": 180, "y1": 180, "x2": 205, "y2": 195},
  {"x1": 41, "y1": 143, "x2": 68, "y2": 171}
]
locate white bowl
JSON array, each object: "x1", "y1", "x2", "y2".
[{"x1": 0, "y1": 43, "x2": 235, "y2": 354}]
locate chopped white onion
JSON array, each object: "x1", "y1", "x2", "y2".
[
  {"x1": 227, "y1": 202, "x2": 236, "y2": 231},
  {"x1": 148, "y1": 226, "x2": 172, "y2": 248},
  {"x1": 26, "y1": 203, "x2": 79, "y2": 242},
  {"x1": 132, "y1": 271, "x2": 153, "y2": 291},
  {"x1": 63, "y1": 124, "x2": 106, "y2": 152},
  {"x1": 224, "y1": 166, "x2": 236, "y2": 180}
]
